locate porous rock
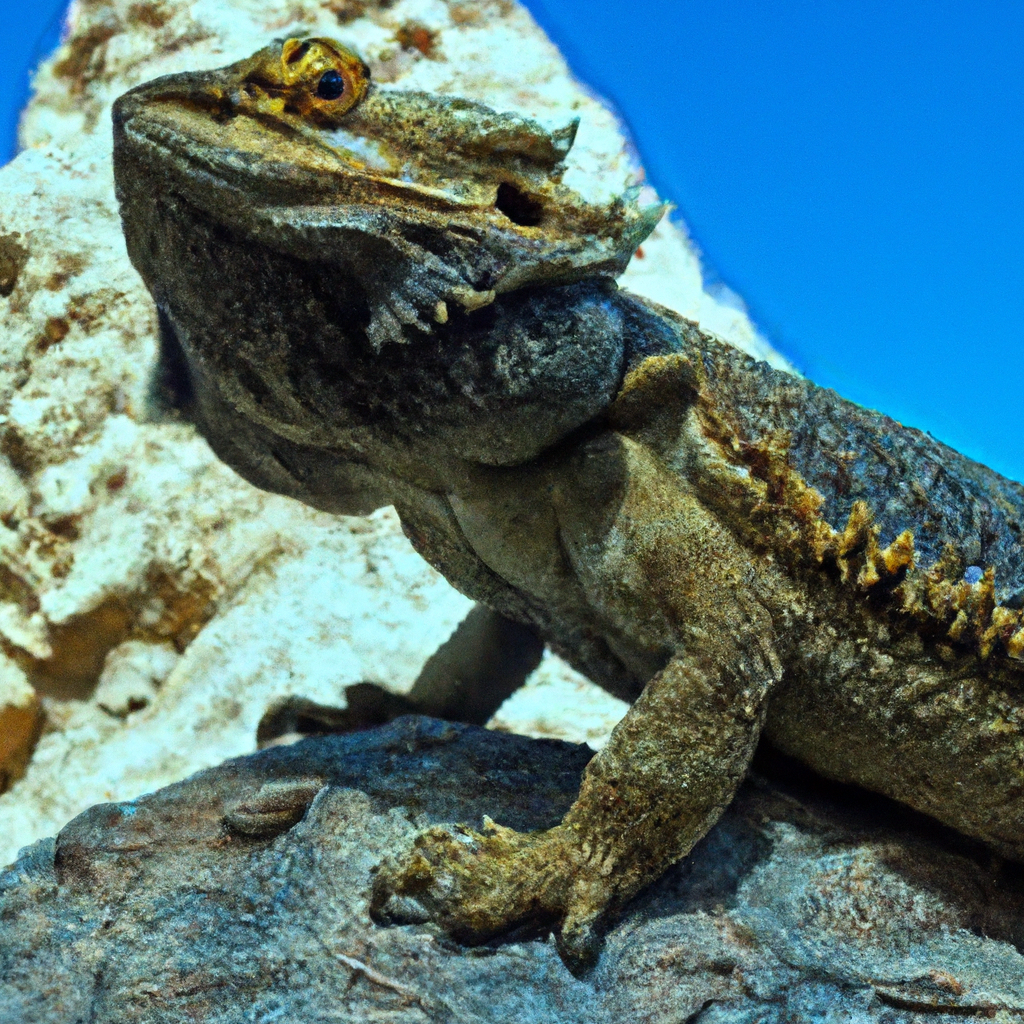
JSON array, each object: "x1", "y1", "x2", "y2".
[
  {"x1": 0, "y1": 659, "x2": 42, "y2": 793},
  {"x1": 1, "y1": 717, "x2": 1022, "y2": 1023},
  {"x1": 0, "y1": 0, "x2": 780, "y2": 865}
]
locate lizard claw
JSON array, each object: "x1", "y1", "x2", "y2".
[
  {"x1": 370, "y1": 821, "x2": 555, "y2": 942},
  {"x1": 555, "y1": 909, "x2": 604, "y2": 978},
  {"x1": 370, "y1": 820, "x2": 615, "y2": 972}
]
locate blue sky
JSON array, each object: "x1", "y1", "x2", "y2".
[
  {"x1": 4, "y1": 2, "x2": 1023, "y2": 481},
  {"x1": 1, "y1": 3, "x2": 66, "y2": 153}
]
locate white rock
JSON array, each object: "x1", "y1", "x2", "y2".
[
  {"x1": 94, "y1": 639, "x2": 180, "y2": 716},
  {"x1": 489, "y1": 651, "x2": 629, "y2": 750}
]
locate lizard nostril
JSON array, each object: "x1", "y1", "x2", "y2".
[{"x1": 495, "y1": 183, "x2": 544, "y2": 227}]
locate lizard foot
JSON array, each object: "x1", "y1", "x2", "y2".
[{"x1": 370, "y1": 819, "x2": 609, "y2": 974}]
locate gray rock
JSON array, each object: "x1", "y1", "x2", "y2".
[{"x1": 2, "y1": 717, "x2": 1023, "y2": 1023}]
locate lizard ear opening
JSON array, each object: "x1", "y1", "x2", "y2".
[{"x1": 495, "y1": 183, "x2": 544, "y2": 227}]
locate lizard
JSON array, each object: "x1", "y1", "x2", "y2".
[{"x1": 111, "y1": 37, "x2": 1024, "y2": 971}]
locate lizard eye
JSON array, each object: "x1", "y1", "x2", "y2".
[
  {"x1": 279, "y1": 38, "x2": 370, "y2": 118},
  {"x1": 316, "y1": 70, "x2": 346, "y2": 101}
]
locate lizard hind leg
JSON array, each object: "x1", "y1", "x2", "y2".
[{"x1": 370, "y1": 636, "x2": 779, "y2": 974}]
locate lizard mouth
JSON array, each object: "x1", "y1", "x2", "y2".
[{"x1": 114, "y1": 91, "x2": 569, "y2": 235}]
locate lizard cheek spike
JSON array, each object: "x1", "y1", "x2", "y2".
[{"x1": 112, "y1": 33, "x2": 1024, "y2": 975}]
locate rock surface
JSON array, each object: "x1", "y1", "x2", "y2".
[{"x1": 1, "y1": 717, "x2": 1023, "y2": 1023}]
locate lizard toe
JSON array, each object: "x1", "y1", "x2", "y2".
[
  {"x1": 555, "y1": 909, "x2": 604, "y2": 977},
  {"x1": 370, "y1": 820, "x2": 566, "y2": 944}
]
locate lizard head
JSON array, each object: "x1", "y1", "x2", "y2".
[{"x1": 113, "y1": 36, "x2": 664, "y2": 349}]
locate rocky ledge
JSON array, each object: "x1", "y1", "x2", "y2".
[{"x1": 2, "y1": 717, "x2": 1024, "y2": 1023}]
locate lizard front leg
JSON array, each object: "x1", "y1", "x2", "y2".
[
  {"x1": 370, "y1": 635, "x2": 777, "y2": 972},
  {"x1": 372, "y1": 432, "x2": 782, "y2": 970}
]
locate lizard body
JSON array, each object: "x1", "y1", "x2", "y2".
[{"x1": 112, "y1": 38, "x2": 1024, "y2": 970}]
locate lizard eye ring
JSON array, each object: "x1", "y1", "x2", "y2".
[
  {"x1": 316, "y1": 70, "x2": 346, "y2": 101},
  {"x1": 278, "y1": 38, "x2": 369, "y2": 117}
]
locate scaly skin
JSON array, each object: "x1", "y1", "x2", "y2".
[{"x1": 112, "y1": 38, "x2": 1024, "y2": 972}]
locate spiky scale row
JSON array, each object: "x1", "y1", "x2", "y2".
[
  {"x1": 715, "y1": 416, "x2": 1024, "y2": 666},
  {"x1": 809, "y1": 497, "x2": 1024, "y2": 663},
  {"x1": 811, "y1": 499, "x2": 915, "y2": 589}
]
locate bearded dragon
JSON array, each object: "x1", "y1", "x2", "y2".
[{"x1": 112, "y1": 37, "x2": 1024, "y2": 971}]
